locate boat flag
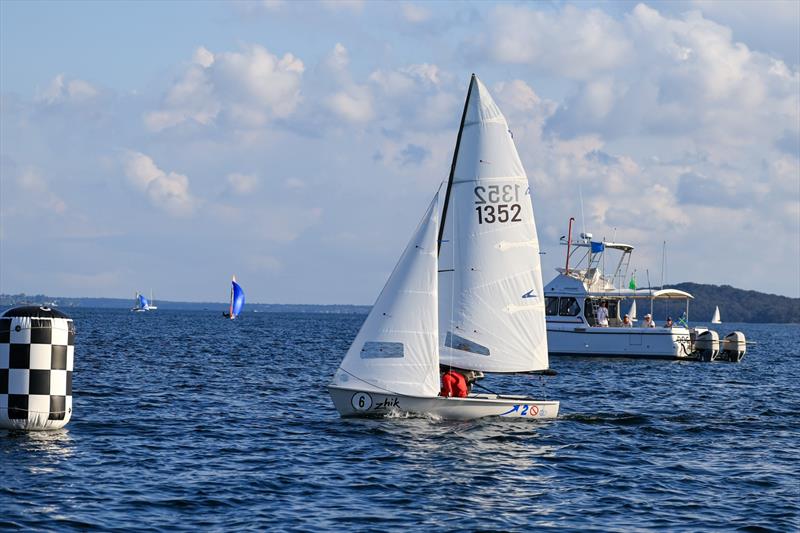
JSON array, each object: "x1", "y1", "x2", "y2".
[
  {"x1": 677, "y1": 312, "x2": 688, "y2": 328},
  {"x1": 628, "y1": 273, "x2": 637, "y2": 290},
  {"x1": 591, "y1": 241, "x2": 605, "y2": 253}
]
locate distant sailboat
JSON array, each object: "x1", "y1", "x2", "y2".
[
  {"x1": 711, "y1": 306, "x2": 721, "y2": 324},
  {"x1": 628, "y1": 300, "x2": 638, "y2": 322},
  {"x1": 148, "y1": 289, "x2": 158, "y2": 310},
  {"x1": 224, "y1": 276, "x2": 245, "y2": 319},
  {"x1": 132, "y1": 292, "x2": 150, "y2": 312}
]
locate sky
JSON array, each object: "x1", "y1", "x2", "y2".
[{"x1": 1, "y1": 0, "x2": 798, "y2": 303}]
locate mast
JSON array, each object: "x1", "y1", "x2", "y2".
[
  {"x1": 437, "y1": 74, "x2": 475, "y2": 255},
  {"x1": 229, "y1": 277, "x2": 235, "y2": 318},
  {"x1": 565, "y1": 217, "x2": 575, "y2": 274}
]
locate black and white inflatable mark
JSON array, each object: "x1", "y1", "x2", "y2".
[{"x1": 0, "y1": 306, "x2": 74, "y2": 430}]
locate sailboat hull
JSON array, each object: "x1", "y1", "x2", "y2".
[{"x1": 328, "y1": 386, "x2": 559, "y2": 420}]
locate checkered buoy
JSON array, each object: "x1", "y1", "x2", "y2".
[{"x1": 0, "y1": 306, "x2": 74, "y2": 430}]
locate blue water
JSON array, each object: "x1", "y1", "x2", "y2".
[{"x1": 2, "y1": 309, "x2": 798, "y2": 531}]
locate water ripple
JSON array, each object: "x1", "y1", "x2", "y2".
[{"x1": 2, "y1": 310, "x2": 798, "y2": 531}]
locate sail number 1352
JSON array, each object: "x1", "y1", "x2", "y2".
[{"x1": 474, "y1": 184, "x2": 522, "y2": 224}]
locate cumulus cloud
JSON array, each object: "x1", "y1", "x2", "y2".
[
  {"x1": 226, "y1": 173, "x2": 258, "y2": 194},
  {"x1": 485, "y1": 5, "x2": 632, "y2": 79},
  {"x1": 37, "y1": 74, "x2": 99, "y2": 104},
  {"x1": 326, "y1": 85, "x2": 374, "y2": 123},
  {"x1": 401, "y1": 3, "x2": 431, "y2": 24},
  {"x1": 123, "y1": 151, "x2": 197, "y2": 216},
  {"x1": 145, "y1": 44, "x2": 304, "y2": 131},
  {"x1": 17, "y1": 167, "x2": 67, "y2": 213}
]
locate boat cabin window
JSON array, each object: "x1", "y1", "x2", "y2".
[
  {"x1": 360, "y1": 341, "x2": 404, "y2": 359},
  {"x1": 545, "y1": 297, "x2": 559, "y2": 316},
  {"x1": 558, "y1": 297, "x2": 581, "y2": 317},
  {"x1": 583, "y1": 299, "x2": 622, "y2": 326},
  {"x1": 445, "y1": 332, "x2": 490, "y2": 356}
]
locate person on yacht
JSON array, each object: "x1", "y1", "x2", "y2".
[
  {"x1": 642, "y1": 314, "x2": 656, "y2": 328},
  {"x1": 595, "y1": 301, "x2": 609, "y2": 327},
  {"x1": 664, "y1": 317, "x2": 673, "y2": 328},
  {"x1": 622, "y1": 314, "x2": 632, "y2": 327}
]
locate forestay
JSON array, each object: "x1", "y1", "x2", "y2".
[
  {"x1": 331, "y1": 192, "x2": 441, "y2": 396},
  {"x1": 438, "y1": 76, "x2": 548, "y2": 373}
]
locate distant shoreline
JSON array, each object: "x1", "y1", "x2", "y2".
[
  {"x1": 2, "y1": 282, "x2": 799, "y2": 322},
  {"x1": 0, "y1": 295, "x2": 370, "y2": 314}
]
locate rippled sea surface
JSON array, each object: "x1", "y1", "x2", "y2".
[{"x1": 2, "y1": 309, "x2": 798, "y2": 531}]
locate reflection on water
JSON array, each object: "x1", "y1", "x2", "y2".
[{"x1": 6, "y1": 428, "x2": 74, "y2": 460}]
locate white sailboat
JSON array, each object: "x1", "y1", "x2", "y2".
[
  {"x1": 711, "y1": 306, "x2": 721, "y2": 324},
  {"x1": 328, "y1": 75, "x2": 559, "y2": 420},
  {"x1": 628, "y1": 300, "x2": 637, "y2": 322},
  {"x1": 148, "y1": 289, "x2": 158, "y2": 311}
]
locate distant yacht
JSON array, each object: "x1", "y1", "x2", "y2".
[
  {"x1": 543, "y1": 223, "x2": 747, "y2": 362},
  {"x1": 148, "y1": 289, "x2": 158, "y2": 310},
  {"x1": 711, "y1": 306, "x2": 721, "y2": 324}
]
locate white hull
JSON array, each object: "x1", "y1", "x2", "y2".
[
  {"x1": 547, "y1": 324, "x2": 695, "y2": 359},
  {"x1": 328, "y1": 386, "x2": 559, "y2": 420}
]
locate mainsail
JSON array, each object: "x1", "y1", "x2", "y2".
[
  {"x1": 711, "y1": 306, "x2": 721, "y2": 324},
  {"x1": 331, "y1": 192, "x2": 441, "y2": 397},
  {"x1": 438, "y1": 75, "x2": 549, "y2": 373},
  {"x1": 137, "y1": 293, "x2": 149, "y2": 309}
]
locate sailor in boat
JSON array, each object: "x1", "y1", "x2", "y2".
[
  {"x1": 439, "y1": 368, "x2": 484, "y2": 398},
  {"x1": 664, "y1": 316, "x2": 674, "y2": 328},
  {"x1": 642, "y1": 313, "x2": 656, "y2": 328},
  {"x1": 622, "y1": 314, "x2": 632, "y2": 327},
  {"x1": 596, "y1": 301, "x2": 610, "y2": 327}
]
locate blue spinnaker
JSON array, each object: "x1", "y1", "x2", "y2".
[
  {"x1": 138, "y1": 294, "x2": 149, "y2": 308},
  {"x1": 231, "y1": 281, "x2": 245, "y2": 318}
]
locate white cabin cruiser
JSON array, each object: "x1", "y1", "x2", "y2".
[{"x1": 543, "y1": 223, "x2": 746, "y2": 362}]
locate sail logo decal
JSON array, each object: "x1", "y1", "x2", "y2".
[
  {"x1": 522, "y1": 289, "x2": 537, "y2": 299},
  {"x1": 500, "y1": 404, "x2": 540, "y2": 417}
]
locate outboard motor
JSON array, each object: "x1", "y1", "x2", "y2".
[
  {"x1": 719, "y1": 331, "x2": 747, "y2": 362},
  {"x1": 694, "y1": 330, "x2": 720, "y2": 362}
]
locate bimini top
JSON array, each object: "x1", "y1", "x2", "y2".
[
  {"x1": 545, "y1": 274, "x2": 694, "y2": 300},
  {"x1": 583, "y1": 288, "x2": 695, "y2": 299}
]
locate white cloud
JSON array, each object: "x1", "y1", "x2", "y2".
[
  {"x1": 226, "y1": 172, "x2": 258, "y2": 194},
  {"x1": 37, "y1": 74, "x2": 99, "y2": 104},
  {"x1": 401, "y1": 3, "x2": 431, "y2": 24},
  {"x1": 17, "y1": 167, "x2": 67, "y2": 213},
  {"x1": 145, "y1": 44, "x2": 304, "y2": 131},
  {"x1": 326, "y1": 85, "x2": 374, "y2": 123},
  {"x1": 123, "y1": 151, "x2": 197, "y2": 216},
  {"x1": 485, "y1": 5, "x2": 632, "y2": 79}
]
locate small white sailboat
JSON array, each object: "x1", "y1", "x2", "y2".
[
  {"x1": 628, "y1": 300, "x2": 637, "y2": 323},
  {"x1": 328, "y1": 74, "x2": 559, "y2": 420},
  {"x1": 223, "y1": 276, "x2": 245, "y2": 319},
  {"x1": 148, "y1": 289, "x2": 158, "y2": 311},
  {"x1": 711, "y1": 306, "x2": 721, "y2": 324}
]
